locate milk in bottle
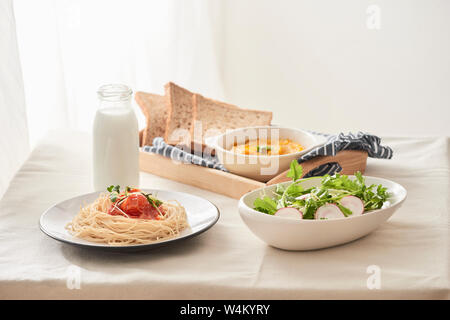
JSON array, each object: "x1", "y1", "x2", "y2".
[{"x1": 93, "y1": 84, "x2": 139, "y2": 191}]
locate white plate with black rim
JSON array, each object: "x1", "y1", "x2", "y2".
[{"x1": 39, "y1": 189, "x2": 220, "y2": 252}]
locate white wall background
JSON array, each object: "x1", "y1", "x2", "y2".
[
  {"x1": 220, "y1": 0, "x2": 450, "y2": 136},
  {"x1": 12, "y1": 0, "x2": 450, "y2": 147}
]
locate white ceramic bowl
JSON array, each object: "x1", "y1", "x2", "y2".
[
  {"x1": 238, "y1": 176, "x2": 407, "y2": 250},
  {"x1": 207, "y1": 126, "x2": 324, "y2": 182}
]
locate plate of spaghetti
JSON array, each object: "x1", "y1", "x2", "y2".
[{"x1": 39, "y1": 186, "x2": 220, "y2": 251}]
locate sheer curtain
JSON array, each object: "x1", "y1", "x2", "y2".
[
  {"x1": 13, "y1": 0, "x2": 225, "y2": 147},
  {"x1": 0, "y1": 0, "x2": 223, "y2": 197},
  {"x1": 0, "y1": 0, "x2": 29, "y2": 199}
]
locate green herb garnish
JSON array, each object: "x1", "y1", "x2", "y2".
[
  {"x1": 256, "y1": 145, "x2": 272, "y2": 153},
  {"x1": 141, "y1": 192, "x2": 163, "y2": 208},
  {"x1": 106, "y1": 186, "x2": 165, "y2": 216},
  {"x1": 107, "y1": 185, "x2": 121, "y2": 202}
]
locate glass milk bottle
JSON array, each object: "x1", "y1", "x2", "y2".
[{"x1": 93, "y1": 84, "x2": 140, "y2": 191}]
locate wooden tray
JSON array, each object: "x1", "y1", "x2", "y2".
[{"x1": 139, "y1": 150, "x2": 368, "y2": 199}]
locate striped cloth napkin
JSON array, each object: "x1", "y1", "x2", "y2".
[
  {"x1": 143, "y1": 137, "x2": 228, "y2": 171},
  {"x1": 142, "y1": 132, "x2": 393, "y2": 177},
  {"x1": 299, "y1": 132, "x2": 393, "y2": 177}
]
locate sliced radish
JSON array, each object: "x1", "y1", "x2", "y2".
[
  {"x1": 315, "y1": 203, "x2": 345, "y2": 220},
  {"x1": 296, "y1": 193, "x2": 311, "y2": 200},
  {"x1": 339, "y1": 195, "x2": 364, "y2": 216},
  {"x1": 275, "y1": 207, "x2": 303, "y2": 219}
]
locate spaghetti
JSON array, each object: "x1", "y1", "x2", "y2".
[{"x1": 65, "y1": 192, "x2": 189, "y2": 245}]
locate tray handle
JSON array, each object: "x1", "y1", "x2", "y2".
[{"x1": 266, "y1": 150, "x2": 368, "y2": 186}]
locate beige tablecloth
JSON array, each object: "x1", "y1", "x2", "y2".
[{"x1": 0, "y1": 131, "x2": 448, "y2": 299}]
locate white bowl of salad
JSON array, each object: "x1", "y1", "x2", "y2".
[{"x1": 238, "y1": 160, "x2": 407, "y2": 250}]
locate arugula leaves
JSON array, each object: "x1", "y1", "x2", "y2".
[
  {"x1": 337, "y1": 203, "x2": 353, "y2": 217},
  {"x1": 286, "y1": 160, "x2": 303, "y2": 181},
  {"x1": 278, "y1": 161, "x2": 305, "y2": 207},
  {"x1": 254, "y1": 196, "x2": 278, "y2": 215},
  {"x1": 320, "y1": 171, "x2": 388, "y2": 211},
  {"x1": 362, "y1": 184, "x2": 388, "y2": 211},
  {"x1": 252, "y1": 160, "x2": 390, "y2": 219}
]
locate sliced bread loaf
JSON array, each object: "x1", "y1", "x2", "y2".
[
  {"x1": 135, "y1": 92, "x2": 167, "y2": 146},
  {"x1": 139, "y1": 129, "x2": 143, "y2": 147},
  {"x1": 164, "y1": 82, "x2": 195, "y2": 145},
  {"x1": 192, "y1": 94, "x2": 273, "y2": 142}
]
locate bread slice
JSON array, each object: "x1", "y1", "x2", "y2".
[
  {"x1": 164, "y1": 82, "x2": 195, "y2": 145},
  {"x1": 135, "y1": 92, "x2": 167, "y2": 146},
  {"x1": 192, "y1": 94, "x2": 273, "y2": 142},
  {"x1": 139, "y1": 129, "x2": 144, "y2": 147}
]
